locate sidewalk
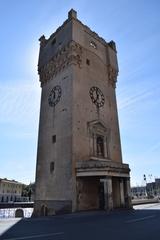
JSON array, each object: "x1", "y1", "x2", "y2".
[{"x1": 132, "y1": 198, "x2": 159, "y2": 205}]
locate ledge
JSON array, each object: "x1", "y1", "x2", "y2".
[{"x1": 76, "y1": 159, "x2": 130, "y2": 178}]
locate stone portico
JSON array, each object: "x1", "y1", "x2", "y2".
[{"x1": 76, "y1": 160, "x2": 131, "y2": 211}]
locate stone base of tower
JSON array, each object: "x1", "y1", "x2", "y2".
[
  {"x1": 33, "y1": 200, "x2": 72, "y2": 217},
  {"x1": 76, "y1": 176, "x2": 132, "y2": 212},
  {"x1": 33, "y1": 160, "x2": 132, "y2": 217},
  {"x1": 76, "y1": 159, "x2": 132, "y2": 211}
]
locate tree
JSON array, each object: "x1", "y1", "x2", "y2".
[{"x1": 22, "y1": 182, "x2": 35, "y2": 201}]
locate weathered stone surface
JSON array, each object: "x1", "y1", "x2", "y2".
[{"x1": 34, "y1": 9, "x2": 131, "y2": 216}]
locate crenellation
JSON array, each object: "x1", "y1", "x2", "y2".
[
  {"x1": 68, "y1": 9, "x2": 77, "y2": 19},
  {"x1": 39, "y1": 35, "x2": 47, "y2": 48},
  {"x1": 108, "y1": 40, "x2": 117, "y2": 52}
]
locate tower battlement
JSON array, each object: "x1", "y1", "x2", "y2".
[{"x1": 38, "y1": 9, "x2": 118, "y2": 88}]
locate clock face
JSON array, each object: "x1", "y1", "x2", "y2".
[
  {"x1": 89, "y1": 86, "x2": 105, "y2": 107},
  {"x1": 48, "y1": 85, "x2": 62, "y2": 107}
]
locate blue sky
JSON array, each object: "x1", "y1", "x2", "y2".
[{"x1": 0, "y1": 0, "x2": 160, "y2": 186}]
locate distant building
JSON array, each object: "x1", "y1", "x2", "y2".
[
  {"x1": 0, "y1": 178, "x2": 23, "y2": 202},
  {"x1": 155, "y1": 178, "x2": 160, "y2": 184},
  {"x1": 146, "y1": 178, "x2": 160, "y2": 197},
  {"x1": 131, "y1": 186, "x2": 147, "y2": 199},
  {"x1": 131, "y1": 178, "x2": 160, "y2": 199}
]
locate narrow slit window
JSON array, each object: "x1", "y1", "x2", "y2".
[
  {"x1": 86, "y1": 59, "x2": 90, "y2": 65},
  {"x1": 52, "y1": 135, "x2": 56, "y2": 143},
  {"x1": 50, "y1": 162, "x2": 55, "y2": 173}
]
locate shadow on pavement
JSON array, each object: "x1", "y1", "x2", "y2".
[{"x1": 1, "y1": 208, "x2": 160, "y2": 240}]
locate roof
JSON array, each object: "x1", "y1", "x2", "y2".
[{"x1": 0, "y1": 178, "x2": 23, "y2": 185}]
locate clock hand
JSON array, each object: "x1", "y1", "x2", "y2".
[
  {"x1": 96, "y1": 90, "x2": 100, "y2": 101},
  {"x1": 95, "y1": 89, "x2": 98, "y2": 100}
]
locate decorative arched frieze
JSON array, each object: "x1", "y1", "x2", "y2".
[{"x1": 38, "y1": 40, "x2": 83, "y2": 86}]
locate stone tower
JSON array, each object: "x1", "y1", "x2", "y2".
[{"x1": 34, "y1": 9, "x2": 131, "y2": 216}]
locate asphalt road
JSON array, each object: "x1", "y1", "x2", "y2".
[{"x1": 1, "y1": 203, "x2": 160, "y2": 240}]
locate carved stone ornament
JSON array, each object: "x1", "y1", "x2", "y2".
[
  {"x1": 87, "y1": 120, "x2": 111, "y2": 159},
  {"x1": 38, "y1": 41, "x2": 82, "y2": 85},
  {"x1": 108, "y1": 65, "x2": 118, "y2": 88},
  {"x1": 87, "y1": 120, "x2": 110, "y2": 137}
]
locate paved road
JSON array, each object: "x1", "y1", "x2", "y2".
[{"x1": 0, "y1": 203, "x2": 160, "y2": 240}]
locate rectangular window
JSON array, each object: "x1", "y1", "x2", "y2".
[
  {"x1": 50, "y1": 162, "x2": 54, "y2": 173},
  {"x1": 86, "y1": 59, "x2": 90, "y2": 65},
  {"x1": 52, "y1": 135, "x2": 56, "y2": 143}
]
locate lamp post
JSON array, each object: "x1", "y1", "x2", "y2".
[
  {"x1": 148, "y1": 174, "x2": 154, "y2": 197},
  {"x1": 143, "y1": 174, "x2": 147, "y2": 198}
]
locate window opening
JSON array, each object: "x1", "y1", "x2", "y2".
[
  {"x1": 50, "y1": 162, "x2": 55, "y2": 173},
  {"x1": 86, "y1": 59, "x2": 90, "y2": 65},
  {"x1": 90, "y1": 41, "x2": 97, "y2": 49},
  {"x1": 52, "y1": 135, "x2": 56, "y2": 143},
  {"x1": 96, "y1": 136, "x2": 104, "y2": 157}
]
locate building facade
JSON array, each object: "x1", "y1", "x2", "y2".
[
  {"x1": 34, "y1": 9, "x2": 131, "y2": 216},
  {"x1": 0, "y1": 178, "x2": 23, "y2": 202},
  {"x1": 146, "y1": 178, "x2": 160, "y2": 198},
  {"x1": 131, "y1": 186, "x2": 147, "y2": 199}
]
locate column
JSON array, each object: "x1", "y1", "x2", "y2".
[
  {"x1": 120, "y1": 178, "x2": 125, "y2": 207},
  {"x1": 124, "y1": 177, "x2": 132, "y2": 208},
  {"x1": 89, "y1": 133, "x2": 94, "y2": 156},
  {"x1": 103, "y1": 177, "x2": 113, "y2": 210},
  {"x1": 93, "y1": 134, "x2": 97, "y2": 156}
]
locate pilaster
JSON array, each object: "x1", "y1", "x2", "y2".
[{"x1": 124, "y1": 178, "x2": 132, "y2": 208}]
